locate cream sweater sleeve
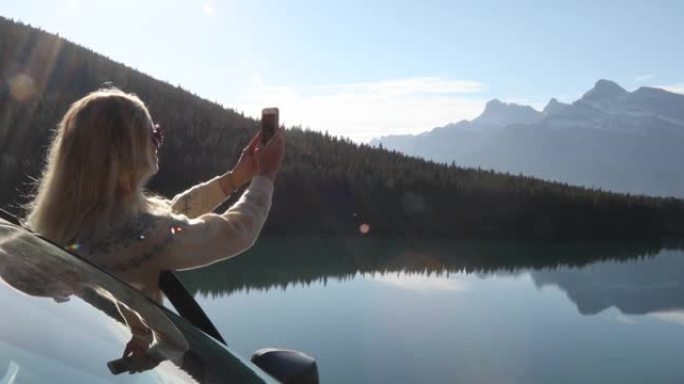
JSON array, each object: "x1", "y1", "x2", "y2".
[
  {"x1": 169, "y1": 176, "x2": 227, "y2": 219},
  {"x1": 161, "y1": 176, "x2": 274, "y2": 271}
]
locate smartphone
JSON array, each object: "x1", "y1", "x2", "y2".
[
  {"x1": 261, "y1": 107, "x2": 279, "y2": 144},
  {"x1": 106, "y1": 357, "x2": 131, "y2": 375}
]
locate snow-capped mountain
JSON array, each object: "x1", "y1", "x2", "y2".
[{"x1": 373, "y1": 80, "x2": 684, "y2": 198}]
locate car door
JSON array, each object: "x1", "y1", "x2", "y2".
[{"x1": 0, "y1": 217, "x2": 277, "y2": 383}]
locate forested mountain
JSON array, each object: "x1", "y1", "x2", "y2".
[
  {"x1": 1, "y1": 16, "x2": 684, "y2": 239},
  {"x1": 374, "y1": 80, "x2": 684, "y2": 199}
]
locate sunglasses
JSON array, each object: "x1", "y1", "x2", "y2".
[{"x1": 151, "y1": 123, "x2": 165, "y2": 149}]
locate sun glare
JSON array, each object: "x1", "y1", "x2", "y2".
[{"x1": 202, "y1": 2, "x2": 215, "y2": 15}]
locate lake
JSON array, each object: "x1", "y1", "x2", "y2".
[{"x1": 179, "y1": 238, "x2": 684, "y2": 384}]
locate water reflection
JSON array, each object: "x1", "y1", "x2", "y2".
[
  {"x1": 180, "y1": 238, "x2": 684, "y2": 383},
  {"x1": 179, "y1": 238, "x2": 683, "y2": 315},
  {"x1": 372, "y1": 271, "x2": 469, "y2": 292},
  {"x1": 532, "y1": 250, "x2": 684, "y2": 315}
]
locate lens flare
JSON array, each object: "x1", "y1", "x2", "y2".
[
  {"x1": 65, "y1": 243, "x2": 80, "y2": 252},
  {"x1": 9, "y1": 74, "x2": 36, "y2": 101}
]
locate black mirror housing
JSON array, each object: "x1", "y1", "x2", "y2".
[{"x1": 251, "y1": 348, "x2": 319, "y2": 384}]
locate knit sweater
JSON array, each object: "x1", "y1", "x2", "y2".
[{"x1": 81, "y1": 176, "x2": 273, "y2": 302}]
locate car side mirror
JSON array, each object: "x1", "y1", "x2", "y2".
[{"x1": 251, "y1": 348, "x2": 319, "y2": 384}]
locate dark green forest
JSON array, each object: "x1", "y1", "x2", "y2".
[{"x1": 2, "y1": 16, "x2": 684, "y2": 239}]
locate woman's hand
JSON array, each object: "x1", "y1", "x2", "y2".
[
  {"x1": 123, "y1": 332, "x2": 153, "y2": 357},
  {"x1": 222, "y1": 128, "x2": 284, "y2": 192},
  {"x1": 225, "y1": 132, "x2": 262, "y2": 190},
  {"x1": 256, "y1": 127, "x2": 285, "y2": 180}
]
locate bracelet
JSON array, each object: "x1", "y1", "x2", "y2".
[{"x1": 220, "y1": 172, "x2": 237, "y2": 195}]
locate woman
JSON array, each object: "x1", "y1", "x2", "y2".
[{"x1": 26, "y1": 87, "x2": 284, "y2": 303}]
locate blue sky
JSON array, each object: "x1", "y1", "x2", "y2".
[{"x1": 2, "y1": 0, "x2": 683, "y2": 141}]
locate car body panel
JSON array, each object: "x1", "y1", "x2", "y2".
[{"x1": 0, "y1": 218, "x2": 277, "y2": 383}]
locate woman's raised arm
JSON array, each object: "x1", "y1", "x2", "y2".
[
  {"x1": 163, "y1": 176, "x2": 273, "y2": 270},
  {"x1": 162, "y1": 129, "x2": 284, "y2": 270},
  {"x1": 169, "y1": 132, "x2": 263, "y2": 218}
]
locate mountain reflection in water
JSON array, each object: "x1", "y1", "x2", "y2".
[
  {"x1": 179, "y1": 237, "x2": 684, "y2": 318},
  {"x1": 532, "y1": 249, "x2": 684, "y2": 316}
]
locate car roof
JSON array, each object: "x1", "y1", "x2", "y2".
[{"x1": 0, "y1": 217, "x2": 276, "y2": 383}]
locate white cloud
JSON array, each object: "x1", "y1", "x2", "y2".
[
  {"x1": 370, "y1": 271, "x2": 469, "y2": 292},
  {"x1": 661, "y1": 83, "x2": 684, "y2": 95},
  {"x1": 634, "y1": 73, "x2": 656, "y2": 82},
  {"x1": 649, "y1": 310, "x2": 684, "y2": 326},
  {"x1": 250, "y1": 74, "x2": 262, "y2": 86},
  {"x1": 225, "y1": 77, "x2": 488, "y2": 143}
]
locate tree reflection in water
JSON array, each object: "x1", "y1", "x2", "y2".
[{"x1": 179, "y1": 237, "x2": 684, "y2": 317}]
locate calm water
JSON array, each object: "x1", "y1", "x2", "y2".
[{"x1": 179, "y1": 238, "x2": 684, "y2": 384}]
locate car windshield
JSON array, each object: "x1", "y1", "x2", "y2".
[{"x1": 0, "y1": 219, "x2": 272, "y2": 383}]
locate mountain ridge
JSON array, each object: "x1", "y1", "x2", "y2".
[
  {"x1": 374, "y1": 79, "x2": 684, "y2": 198},
  {"x1": 472, "y1": 99, "x2": 542, "y2": 127}
]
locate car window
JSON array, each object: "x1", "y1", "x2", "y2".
[{"x1": 0, "y1": 220, "x2": 272, "y2": 383}]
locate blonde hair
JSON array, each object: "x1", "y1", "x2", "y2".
[{"x1": 26, "y1": 87, "x2": 163, "y2": 245}]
